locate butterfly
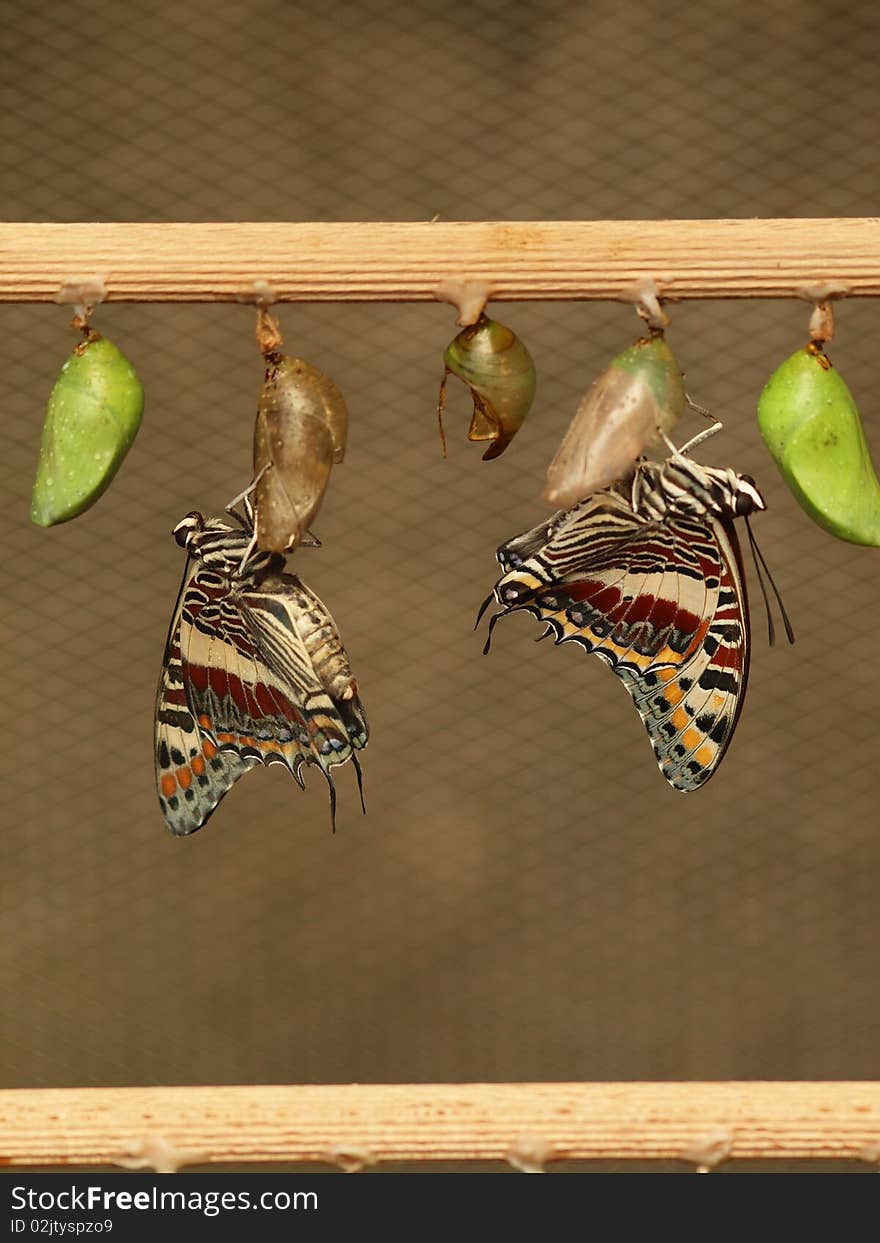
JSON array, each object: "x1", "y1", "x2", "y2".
[
  {"x1": 155, "y1": 501, "x2": 368, "y2": 836},
  {"x1": 477, "y1": 443, "x2": 793, "y2": 791}
]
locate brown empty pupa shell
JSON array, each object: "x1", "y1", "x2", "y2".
[{"x1": 253, "y1": 355, "x2": 349, "y2": 553}]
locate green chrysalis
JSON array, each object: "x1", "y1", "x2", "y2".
[
  {"x1": 757, "y1": 344, "x2": 880, "y2": 546},
  {"x1": 31, "y1": 332, "x2": 144, "y2": 527}
]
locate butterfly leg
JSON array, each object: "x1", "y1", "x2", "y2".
[
  {"x1": 225, "y1": 463, "x2": 271, "y2": 527},
  {"x1": 235, "y1": 529, "x2": 259, "y2": 576},
  {"x1": 684, "y1": 394, "x2": 721, "y2": 423},
  {"x1": 668, "y1": 418, "x2": 724, "y2": 459},
  {"x1": 631, "y1": 457, "x2": 651, "y2": 511}
]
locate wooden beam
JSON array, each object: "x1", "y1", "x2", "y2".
[
  {"x1": 1, "y1": 1082, "x2": 878, "y2": 1171},
  {"x1": 0, "y1": 219, "x2": 878, "y2": 304}
]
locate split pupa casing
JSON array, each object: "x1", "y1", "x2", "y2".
[
  {"x1": 543, "y1": 335, "x2": 685, "y2": 508},
  {"x1": 442, "y1": 315, "x2": 536, "y2": 459},
  {"x1": 757, "y1": 345, "x2": 880, "y2": 546},
  {"x1": 253, "y1": 355, "x2": 349, "y2": 553},
  {"x1": 31, "y1": 333, "x2": 144, "y2": 526}
]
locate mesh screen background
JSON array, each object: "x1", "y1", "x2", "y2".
[{"x1": 2, "y1": 0, "x2": 879, "y2": 1172}]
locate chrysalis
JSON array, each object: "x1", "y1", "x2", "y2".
[
  {"x1": 438, "y1": 315, "x2": 536, "y2": 460},
  {"x1": 253, "y1": 354, "x2": 349, "y2": 553},
  {"x1": 31, "y1": 332, "x2": 144, "y2": 526},
  {"x1": 757, "y1": 344, "x2": 880, "y2": 546},
  {"x1": 543, "y1": 335, "x2": 685, "y2": 508}
]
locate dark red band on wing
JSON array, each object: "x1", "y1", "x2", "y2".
[
  {"x1": 561, "y1": 579, "x2": 618, "y2": 606},
  {"x1": 707, "y1": 642, "x2": 742, "y2": 671},
  {"x1": 187, "y1": 664, "x2": 209, "y2": 691},
  {"x1": 552, "y1": 579, "x2": 703, "y2": 640},
  {"x1": 254, "y1": 682, "x2": 280, "y2": 716},
  {"x1": 208, "y1": 666, "x2": 228, "y2": 697}
]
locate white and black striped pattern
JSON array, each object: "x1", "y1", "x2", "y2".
[
  {"x1": 479, "y1": 457, "x2": 763, "y2": 791},
  {"x1": 155, "y1": 512, "x2": 367, "y2": 836}
]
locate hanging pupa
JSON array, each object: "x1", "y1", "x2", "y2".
[
  {"x1": 31, "y1": 328, "x2": 144, "y2": 526},
  {"x1": 757, "y1": 325, "x2": 880, "y2": 546},
  {"x1": 543, "y1": 333, "x2": 686, "y2": 508},
  {"x1": 253, "y1": 352, "x2": 349, "y2": 554},
  {"x1": 438, "y1": 314, "x2": 536, "y2": 460}
]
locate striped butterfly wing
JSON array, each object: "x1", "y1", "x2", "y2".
[
  {"x1": 620, "y1": 515, "x2": 750, "y2": 790},
  {"x1": 486, "y1": 491, "x2": 750, "y2": 791},
  {"x1": 155, "y1": 559, "x2": 258, "y2": 836},
  {"x1": 238, "y1": 570, "x2": 369, "y2": 766},
  {"x1": 156, "y1": 556, "x2": 368, "y2": 836}
]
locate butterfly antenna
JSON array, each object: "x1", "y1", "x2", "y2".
[
  {"x1": 474, "y1": 591, "x2": 495, "y2": 630},
  {"x1": 745, "y1": 519, "x2": 776, "y2": 646},
  {"x1": 745, "y1": 516, "x2": 796, "y2": 646},
  {"x1": 352, "y1": 753, "x2": 367, "y2": 816}
]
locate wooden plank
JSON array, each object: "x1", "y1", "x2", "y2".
[
  {"x1": 0, "y1": 219, "x2": 877, "y2": 303},
  {"x1": 1, "y1": 1082, "x2": 878, "y2": 1171}
]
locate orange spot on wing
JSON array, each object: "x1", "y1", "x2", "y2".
[
  {"x1": 694, "y1": 744, "x2": 716, "y2": 766},
  {"x1": 681, "y1": 727, "x2": 702, "y2": 750},
  {"x1": 198, "y1": 714, "x2": 212, "y2": 729},
  {"x1": 663, "y1": 683, "x2": 684, "y2": 705},
  {"x1": 176, "y1": 766, "x2": 192, "y2": 789},
  {"x1": 160, "y1": 774, "x2": 177, "y2": 798},
  {"x1": 655, "y1": 644, "x2": 692, "y2": 667},
  {"x1": 671, "y1": 707, "x2": 690, "y2": 731},
  {"x1": 191, "y1": 756, "x2": 206, "y2": 776},
  {"x1": 202, "y1": 739, "x2": 217, "y2": 759}
]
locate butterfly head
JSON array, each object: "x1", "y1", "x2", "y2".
[
  {"x1": 734, "y1": 473, "x2": 766, "y2": 516},
  {"x1": 172, "y1": 511, "x2": 206, "y2": 550}
]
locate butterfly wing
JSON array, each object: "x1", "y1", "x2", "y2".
[
  {"x1": 485, "y1": 493, "x2": 750, "y2": 790},
  {"x1": 623, "y1": 516, "x2": 750, "y2": 790},
  {"x1": 155, "y1": 559, "x2": 258, "y2": 836},
  {"x1": 175, "y1": 565, "x2": 329, "y2": 791},
  {"x1": 491, "y1": 492, "x2": 719, "y2": 672},
  {"x1": 237, "y1": 569, "x2": 369, "y2": 774}
]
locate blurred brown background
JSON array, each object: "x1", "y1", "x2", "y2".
[{"x1": 1, "y1": 0, "x2": 879, "y2": 1171}]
